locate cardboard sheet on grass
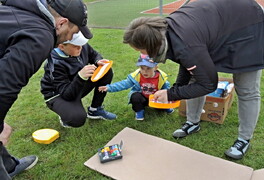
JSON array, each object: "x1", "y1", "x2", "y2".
[{"x1": 84, "y1": 127, "x2": 264, "y2": 180}]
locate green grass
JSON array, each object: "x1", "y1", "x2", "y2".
[
  {"x1": 5, "y1": 28, "x2": 264, "y2": 179},
  {"x1": 85, "y1": 0, "x2": 177, "y2": 28}
]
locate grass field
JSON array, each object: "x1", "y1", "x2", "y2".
[
  {"x1": 4, "y1": 28, "x2": 264, "y2": 179},
  {"x1": 84, "y1": 0, "x2": 264, "y2": 29},
  {"x1": 86, "y1": 0, "x2": 178, "y2": 28}
]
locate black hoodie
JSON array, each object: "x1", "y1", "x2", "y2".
[
  {"x1": 0, "y1": 0, "x2": 56, "y2": 132},
  {"x1": 164, "y1": 0, "x2": 264, "y2": 101},
  {"x1": 40, "y1": 44, "x2": 103, "y2": 101}
]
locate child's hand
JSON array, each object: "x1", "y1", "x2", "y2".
[
  {"x1": 79, "y1": 64, "x2": 96, "y2": 79},
  {"x1": 153, "y1": 90, "x2": 168, "y2": 103},
  {"x1": 99, "y1": 86, "x2": 108, "y2": 92},
  {"x1": 97, "y1": 59, "x2": 110, "y2": 66}
]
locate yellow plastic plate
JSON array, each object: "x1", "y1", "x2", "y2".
[
  {"x1": 32, "y1": 129, "x2": 59, "y2": 144},
  {"x1": 149, "y1": 94, "x2": 180, "y2": 109},
  {"x1": 91, "y1": 60, "x2": 113, "y2": 82}
]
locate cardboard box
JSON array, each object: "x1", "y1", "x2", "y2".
[
  {"x1": 85, "y1": 127, "x2": 264, "y2": 180},
  {"x1": 178, "y1": 77, "x2": 235, "y2": 124}
]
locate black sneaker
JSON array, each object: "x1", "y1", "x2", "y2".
[
  {"x1": 225, "y1": 138, "x2": 250, "y2": 160},
  {"x1": 172, "y1": 121, "x2": 200, "y2": 138},
  {"x1": 9, "y1": 155, "x2": 38, "y2": 177}
]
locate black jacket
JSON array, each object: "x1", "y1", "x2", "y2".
[
  {"x1": 0, "y1": 0, "x2": 55, "y2": 132},
  {"x1": 165, "y1": 0, "x2": 264, "y2": 101},
  {"x1": 40, "y1": 44, "x2": 103, "y2": 101}
]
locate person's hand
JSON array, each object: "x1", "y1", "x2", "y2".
[
  {"x1": 98, "y1": 86, "x2": 108, "y2": 92},
  {"x1": 79, "y1": 64, "x2": 97, "y2": 79},
  {"x1": 97, "y1": 59, "x2": 110, "y2": 66},
  {"x1": 153, "y1": 89, "x2": 168, "y2": 103},
  {"x1": 0, "y1": 123, "x2": 12, "y2": 146}
]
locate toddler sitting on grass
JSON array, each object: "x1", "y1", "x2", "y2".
[{"x1": 99, "y1": 54, "x2": 174, "y2": 120}]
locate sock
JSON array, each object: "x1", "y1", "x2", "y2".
[{"x1": 7, "y1": 157, "x2": 19, "y2": 174}]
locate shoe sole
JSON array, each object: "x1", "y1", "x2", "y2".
[
  {"x1": 59, "y1": 119, "x2": 72, "y2": 128},
  {"x1": 87, "y1": 114, "x2": 116, "y2": 120},
  {"x1": 61, "y1": 125, "x2": 72, "y2": 128},
  {"x1": 135, "y1": 118, "x2": 144, "y2": 121},
  {"x1": 225, "y1": 144, "x2": 250, "y2": 160},
  {"x1": 173, "y1": 126, "x2": 200, "y2": 138},
  {"x1": 87, "y1": 114, "x2": 104, "y2": 119},
  {"x1": 25, "y1": 156, "x2": 38, "y2": 171},
  {"x1": 224, "y1": 151, "x2": 243, "y2": 160}
]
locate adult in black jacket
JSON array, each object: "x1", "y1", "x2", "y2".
[
  {"x1": 41, "y1": 32, "x2": 116, "y2": 128},
  {"x1": 0, "y1": 0, "x2": 92, "y2": 179},
  {"x1": 123, "y1": 0, "x2": 264, "y2": 160}
]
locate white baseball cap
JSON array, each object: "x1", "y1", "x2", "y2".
[{"x1": 63, "y1": 31, "x2": 88, "y2": 46}]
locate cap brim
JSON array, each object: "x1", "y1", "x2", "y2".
[
  {"x1": 79, "y1": 26, "x2": 93, "y2": 39},
  {"x1": 63, "y1": 33, "x2": 88, "y2": 46},
  {"x1": 136, "y1": 62, "x2": 157, "y2": 68}
]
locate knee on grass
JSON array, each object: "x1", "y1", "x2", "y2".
[{"x1": 62, "y1": 112, "x2": 87, "y2": 127}]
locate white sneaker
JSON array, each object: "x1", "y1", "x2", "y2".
[
  {"x1": 225, "y1": 138, "x2": 250, "y2": 160},
  {"x1": 172, "y1": 121, "x2": 200, "y2": 138}
]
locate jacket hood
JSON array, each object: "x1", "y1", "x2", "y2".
[
  {"x1": 3, "y1": 0, "x2": 54, "y2": 26},
  {"x1": 52, "y1": 48, "x2": 81, "y2": 63}
]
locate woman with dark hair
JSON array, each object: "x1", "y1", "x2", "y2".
[{"x1": 123, "y1": 0, "x2": 264, "y2": 160}]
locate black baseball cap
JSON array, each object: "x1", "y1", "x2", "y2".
[{"x1": 48, "y1": 0, "x2": 93, "y2": 39}]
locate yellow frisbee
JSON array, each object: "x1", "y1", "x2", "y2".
[
  {"x1": 32, "y1": 129, "x2": 59, "y2": 144},
  {"x1": 91, "y1": 60, "x2": 113, "y2": 82},
  {"x1": 149, "y1": 94, "x2": 180, "y2": 109}
]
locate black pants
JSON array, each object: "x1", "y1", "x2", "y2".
[
  {"x1": 46, "y1": 69, "x2": 113, "y2": 127},
  {"x1": 130, "y1": 92, "x2": 149, "y2": 112},
  {"x1": 0, "y1": 142, "x2": 16, "y2": 180}
]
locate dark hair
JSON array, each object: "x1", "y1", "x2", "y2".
[{"x1": 123, "y1": 16, "x2": 167, "y2": 58}]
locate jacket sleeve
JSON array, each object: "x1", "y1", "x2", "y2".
[
  {"x1": 174, "y1": 65, "x2": 191, "y2": 87},
  {"x1": 0, "y1": 29, "x2": 54, "y2": 132},
  {"x1": 50, "y1": 45, "x2": 104, "y2": 101},
  {"x1": 106, "y1": 75, "x2": 135, "y2": 92},
  {"x1": 167, "y1": 46, "x2": 218, "y2": 101},
  {"x1": 51, "y1": 61, "x2": 86, "y2": 101},
  {"x1": 86, "y1": 44, "x2": 103, "y2": 65},
  {"x1": 161, "y1": 80, "x2": 171, "y2": 90}
]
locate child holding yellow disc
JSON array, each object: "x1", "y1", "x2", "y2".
[
  {"x1": 41, "y1": 32, "x2": 116, "y2": 128},
  {"x1": 99, "y1": 54, "x2": 174, "y2": 120}
]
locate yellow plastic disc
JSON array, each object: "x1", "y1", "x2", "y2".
[
  {"x1": 149, "y1": 94, "x2": 180, "y2": 109},
  {"x1": 32, "y1": 129, "x2": 59, "y2": 144},
  {"x1": 91, "y1": 61, "x2": 113, "y2": 82}
]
